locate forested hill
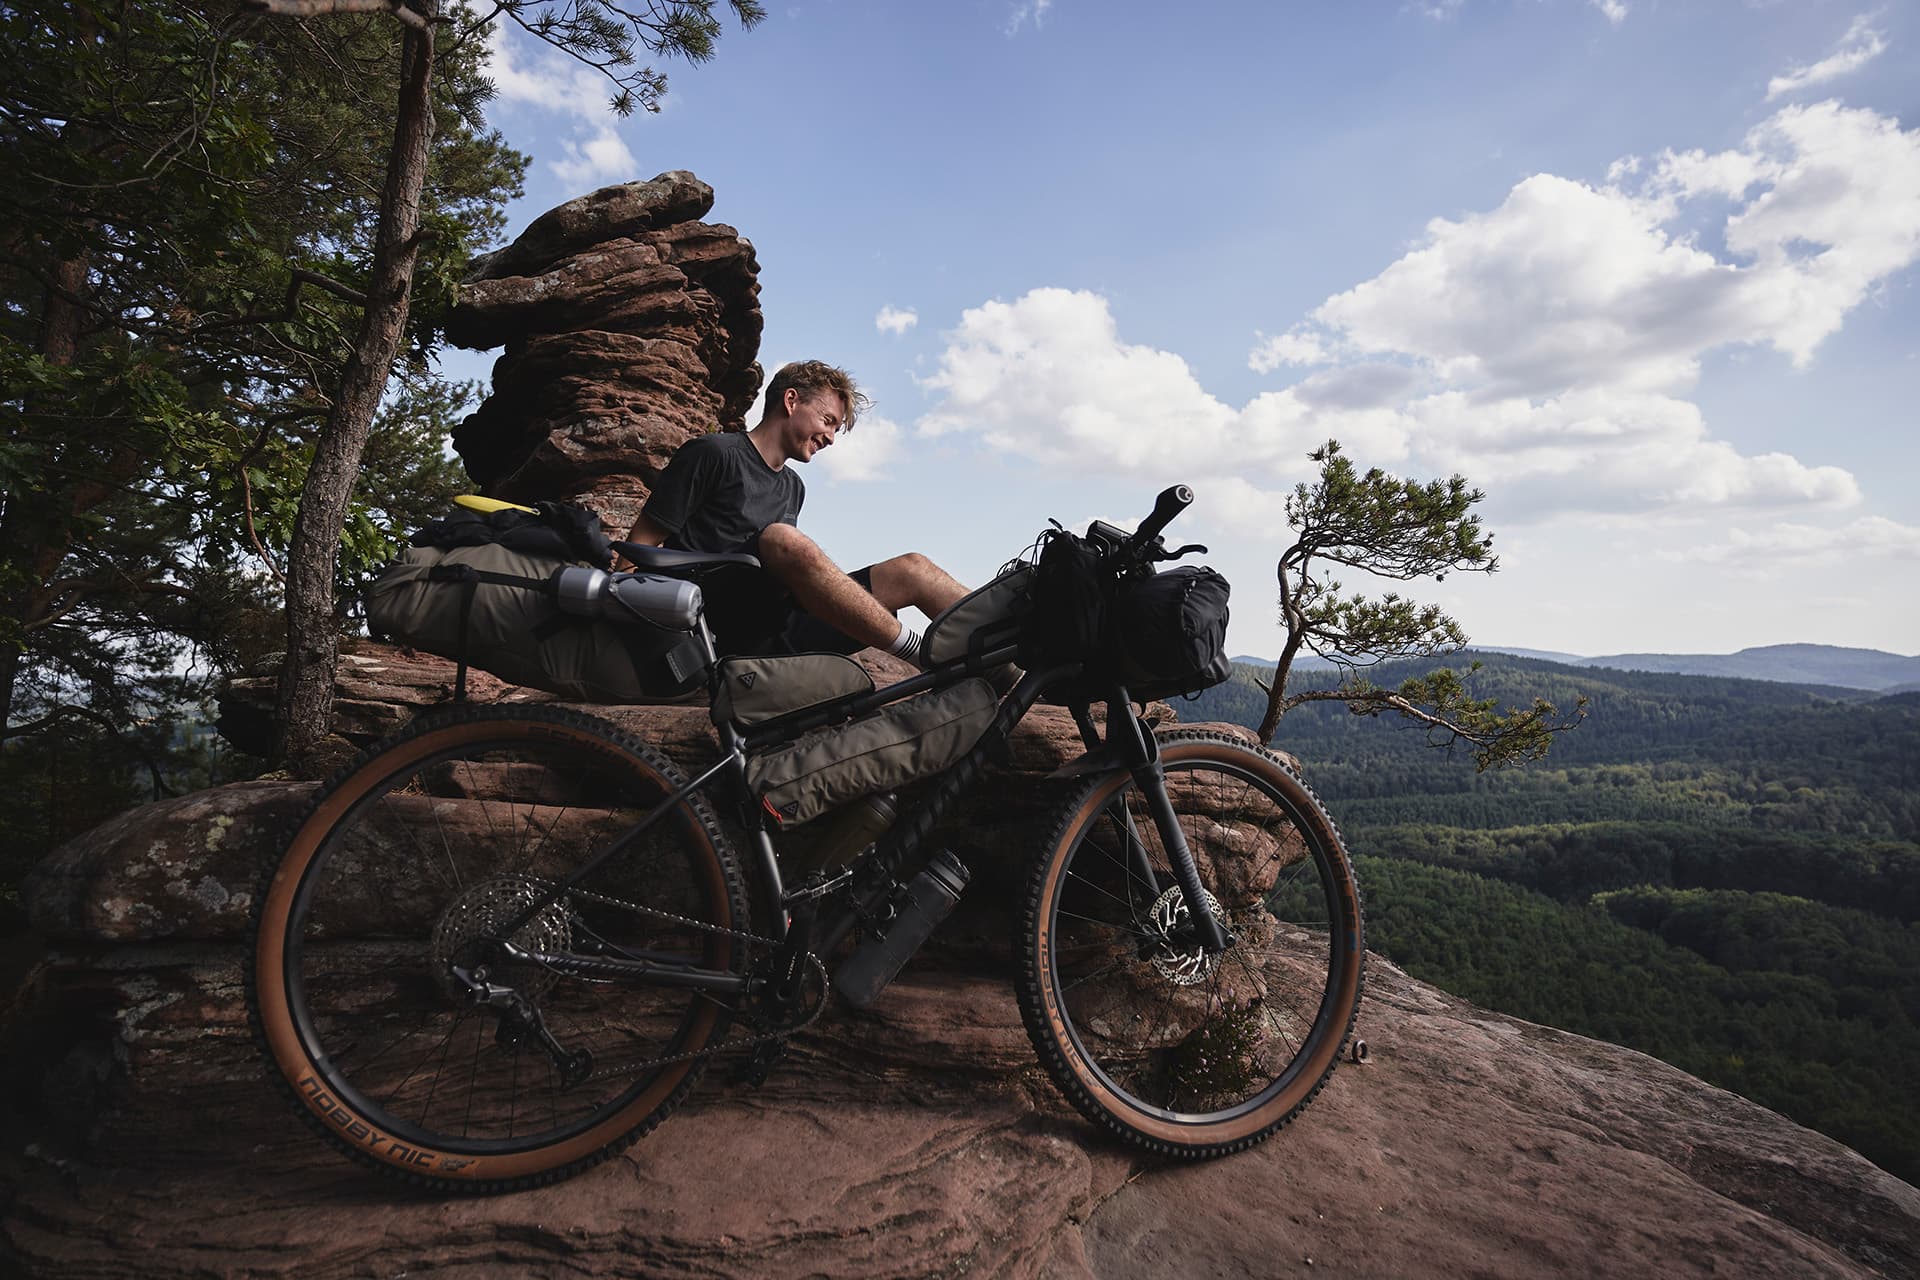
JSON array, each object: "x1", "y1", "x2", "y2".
[{"x1": 1181, "y1": 654, "x2": 1920, "y2": 1182}]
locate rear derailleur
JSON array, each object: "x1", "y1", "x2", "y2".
[{"x1": 450, "y1": 962, "x2": 594, "y2": 1089}]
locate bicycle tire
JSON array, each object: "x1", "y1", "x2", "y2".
[
  {"x1": 1015, "y1": 730, "x2": 1365, "y2": 1157},
  {"x1": 249, "y1": 704, "x2": 750, "y2": 1192}
]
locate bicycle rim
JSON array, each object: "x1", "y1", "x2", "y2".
[
  {"x1": 1020, "y1": 732, "x2": 1364, "y2": 1155},
  {"x1": 251, "y1": 707, "x2": 747, "y2": 1190}
]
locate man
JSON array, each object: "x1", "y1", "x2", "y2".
[{"x1": 625, "y1": 360, "x2": 969, "y2": 662}]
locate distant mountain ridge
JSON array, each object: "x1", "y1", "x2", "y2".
[
  {"x1": 1229, "y1": 644, "x2": 1920, "y2": 692},
  {"x1": 1567, "y1": 643, "x2": 1920, "y2": 691}
]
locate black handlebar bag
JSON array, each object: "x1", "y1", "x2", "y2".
[{"x1": 1104, "y1": 565, "x2": 1232, "y2": 702}]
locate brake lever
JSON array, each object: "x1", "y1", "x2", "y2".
[{"x1": 1160, "y1": 542, "x2": 1207, "y2": 561}]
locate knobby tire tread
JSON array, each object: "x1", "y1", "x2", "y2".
[
  {"x1": 1014, "y1": 729, "x2": 1366, "y2": 1159},
  {"x1": 245, "y1": 702, "x2": 747, "y2": 1195}
]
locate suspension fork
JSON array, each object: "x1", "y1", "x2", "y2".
[
  {"x1": 1071, "y1": 704, "x2": 1162, "y2": 900},
  {"x1": 1106, "y1": 691, "x2": 1232, "y2": 953}
]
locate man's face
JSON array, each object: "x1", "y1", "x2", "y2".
[{"x1": 779, "y1": 389, "x2": 845, "y2": 462}]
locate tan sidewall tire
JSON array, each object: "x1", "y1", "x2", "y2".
[
  {"x1": 250, "y1": 709, "x2": 739, "y2": 1188},
  {"x1": 1024, "y1": 733, "x2": 1364, "y2": 1154}
]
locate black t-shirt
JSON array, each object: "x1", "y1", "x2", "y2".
[{"x1": 642, "y1": 431, "x2": 804, "y2": 554}]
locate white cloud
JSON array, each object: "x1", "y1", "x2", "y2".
[
  {"x1": 813, "y1": 413, "x2": 905, "y2": 483},
  {"x1": 550, "y1": 126, "x2": 637, "y2": 188},
  {"x1": 875, "y1": 305, "x2": 919, "y2": 335},
  {"x1": 1006, "y1": 0, "x2": 1052, "y2": 35},
  {"x1": 1315, "y1": 102, "x2": 1920, "y2": 392},
  {"x1": 1766, "y1": 15, "x2": 1888, "y2": 100},
  {"x1": 1592, "y1": 0, "x2": 1628, "y2": 26},
  {"x1": 1249, "y1": 327, "x2": 1333, "y2": 372},
  {"x1": 487, "y1": 24, "x2": 609, "y2": 115},
  {"x1": 916, "y1": 102, "x2": 1919, "y2": 530},
  {"x1": 1666, "y1": 517, "x2": 1920, "y2": 567},
  {"x1": 1402, "y1": 389, "x2": 1858, "y2": 516},
  {"x1": 487, "y1": 25, "x2": 644, "y2": 188}
]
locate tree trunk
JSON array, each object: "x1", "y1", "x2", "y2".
[
  {"x1": 1, "y1": 255, "x2": 93, "y2": 727},
  {"x1": 1256, "y1": 630, "x2": 1308, "y2": 745},
  {"x1": 273, "y1": 14, "x2": 436, "y2": 767}
]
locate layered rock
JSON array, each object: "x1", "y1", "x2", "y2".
[
  {"x1": 4, "y1": 946, "x2": 1915, "y2": 1278},
  {"x1": 443, "y1": 171, "x2": 763, "y2": 534},
  {"x1": 12, "y1": 693, "x2": 1920, "y2": 1278}
]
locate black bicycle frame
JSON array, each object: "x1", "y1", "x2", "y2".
[{"x1": 494, "y1": 615, "x2": 1230, "y2": 1005}]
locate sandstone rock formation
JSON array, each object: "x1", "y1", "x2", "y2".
[
  {"x1": 4, "y1": 927, "x2": 1916, "y2": 1276},
  {"x1": 11, "y1": 702, "x2": 1920, "y2": 1278},
  {"x1": 443, "y1": 170, "x2": 763, "y2": 535}
]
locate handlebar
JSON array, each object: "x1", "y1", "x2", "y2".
[
  {"x1": 1122, "y1": 484, "x2": 1193, "y2": 561},
  {"x1": 1057, "y1": 485, "x2": 1202, "y2": 572}
]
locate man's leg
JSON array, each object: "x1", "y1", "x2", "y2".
[
  {"x1": 755, "y1": 525, "x2": 967, "y2": 653},
  {"x1": 867, "y1": 552, "x2": 969, "y2": 619}
]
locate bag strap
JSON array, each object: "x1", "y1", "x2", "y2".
[{"x1": 427, "y1": 563, "x2": 554, "y2": 703}]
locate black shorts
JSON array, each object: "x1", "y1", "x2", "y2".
[{"x1": 704, "y1": 564, "x2": 886, "y2": 658}]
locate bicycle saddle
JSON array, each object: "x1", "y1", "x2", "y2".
[{"x1": 613, "y1": 541, "x2": 762, "y2": 572}]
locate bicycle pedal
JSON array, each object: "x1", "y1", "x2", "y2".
[{"x1": 730, "y1": 1039, "x2": 788, "y2": 1089}]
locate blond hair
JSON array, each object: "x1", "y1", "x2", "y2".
[{"x1": 765, "y1": 360, "x2": 870, "y2": 430}]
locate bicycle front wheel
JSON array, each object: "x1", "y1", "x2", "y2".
[
  {"x1": 1017, "y1": 730, "x2": 1364, "y2": 1157},
  {"x1": 249, "y1": 705, "x2": 749, "y2": 1192}
]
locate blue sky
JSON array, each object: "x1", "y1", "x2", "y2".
[{"x1": 462, "y1": 1, "x2": 1920, "y2": 660}]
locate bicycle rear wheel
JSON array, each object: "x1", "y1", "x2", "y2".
[
  {"x1": 249, "y1": 705, "x2": 749, "y2": 1192},
  {"x1": 1016, "y1": 730, "x2": 1364, "y2": 1157}
]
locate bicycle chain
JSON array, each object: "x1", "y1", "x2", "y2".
[{"x1": 513, "y1": 876, "x2": 831, "y2": 1085}]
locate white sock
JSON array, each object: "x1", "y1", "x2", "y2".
[{"x1": 886, "y1": 622, "x2": 924, "y2": 664}]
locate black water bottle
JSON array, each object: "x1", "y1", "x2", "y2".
[{"x1": 831, "y1": 851, "x2": 970, "y2": 1009}]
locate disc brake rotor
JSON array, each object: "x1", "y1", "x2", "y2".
[{"x1": 1146, "y1": 884, "x2": 1225, "y2": 987}]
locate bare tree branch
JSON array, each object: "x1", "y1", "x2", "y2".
[{"x1": 242, "y1": 0, "x2": 432, "y2": 32}]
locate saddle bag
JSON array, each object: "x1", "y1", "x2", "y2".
[
  {"x1": 745, "y1": 678, "x2": 1000, "y2": 825},
  {"x1": 365, "y1": 503, "x2": 708, "y2": 703}
]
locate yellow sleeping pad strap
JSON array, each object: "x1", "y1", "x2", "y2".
[{"x1": 453, "y1": 494, "x2": 538, "y2": 515}]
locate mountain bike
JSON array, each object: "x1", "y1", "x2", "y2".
[{"x1": 248, "y1": 486, "x2": 1366, "y2": 1192}]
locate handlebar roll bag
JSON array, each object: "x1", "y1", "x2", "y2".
[{"x1": 1105, "y1": 566, "x2": 1232, "y2": 701}]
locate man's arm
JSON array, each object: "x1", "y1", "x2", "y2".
[
  {"x1": 624, "y1": 439, "x2": 714, "y2": 554},
  {"x1": 625, "y1": 510, "x2": 670, "y2": 547}
]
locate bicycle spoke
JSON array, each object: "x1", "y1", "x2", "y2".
[{"x1": 1026, "y1": 738, "x2": 1362, "y2": 1145}]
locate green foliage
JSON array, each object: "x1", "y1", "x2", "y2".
[
  {"x1": 0, "y1": 0, "x2": 525, "y2": 903},
  {"x1": 1360, "y1": 857, "x2": 1920, "y2": 1184},
  {"x1": 1258, "y1": 442, "x2": 1582, "y2": 764},
  {"x1": 1188, "y1": 652, "x2": 1920, "y2": 1176}
]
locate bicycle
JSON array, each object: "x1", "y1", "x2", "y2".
[{"x1": 248, "y1": 485, "x2": 1366, "y2": 1192}]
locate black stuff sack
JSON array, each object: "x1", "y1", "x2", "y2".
[{"x1": 1018, "y1": 531, "x2": 1107, "y2": 669}]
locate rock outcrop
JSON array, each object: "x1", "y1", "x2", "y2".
[
  {"x1": 443, "y1": 170, "x2": 763, "y2": 535},
  {"x1": 10, "y1": 705, "x2": 1920, "y2": 1277},
  {"x1": 4, "y1": 927, "x2": 1916, "y2": 1277}
]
